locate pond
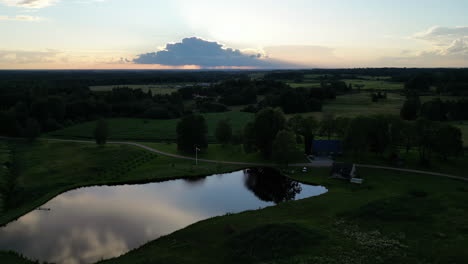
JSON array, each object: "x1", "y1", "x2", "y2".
[{"x1": 0, "y1": 168, "x2": 327, "y2": 264}]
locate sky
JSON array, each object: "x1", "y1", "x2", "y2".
[{"x1": 0, "y1": 0, "x2": 468, "y2": 69}]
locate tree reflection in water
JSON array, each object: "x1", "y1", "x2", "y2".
[{"x1": 243, "y1": 168, "x2": 302, "y2": 204}]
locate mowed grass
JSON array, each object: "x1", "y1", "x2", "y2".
[
  {"x1": 46, "y1": 112, "x2": 254, "y2": 142},
  {"x1": 0, "y1": 140, "x2": 248, "y2": 227},
  {"x1": 143, "y1": 142, "x2": 309, "y2": 164},
  {"x1": 89, "y1": 84, "x2": 182, "y2": 95},
  {"x1": 98, "y1": 167, "x2": 468, "y2": 264}
]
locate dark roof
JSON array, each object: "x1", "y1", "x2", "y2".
[
  {"x1": 312, "y1": 140, "x2": 342, "y2": 154},
  {"x1": 330, "y1": 162, "x2": 354, "y2": 179}
]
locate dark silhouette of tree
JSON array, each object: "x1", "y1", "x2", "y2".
[
  {"x1": 253, "y1": 108, "x2": 286, "y2": 158},
  {"x1": 243, "y1": 168, "x2": 302, "y2": 204},
  {"x1": 433, "y1": 125, "x2": 463, "y2": 160},
  {"x1": 215, "y1": 119, "x2": 232, "y2": 145},
  {"x1": 344, "y1": 116, "x2": 372, "y2": 157},
  {"x1": 320, "y1": 113, "x2": 336, "y2": 140},
  {"x1": 288, "y1": 115, "x2": 318, "y2": 155},
  {"x1": 24, "y1": 118, "x2": 41, "y2": 141},
  {"x1": 177, "y1": 114, "x2": 208, "y2": 153},
  {"x1": 400, "y1": 96, "x2": 421, "y2": 121},
  {"x1": 243, "y1": 122, "x2": 257, "y2": 153},
  {"x1": 420, "y1": 98, "x2": 447, "y2": 121},
  {"x1": 405, "y1": 75, "x2": 431, "y2": 93},
  {"x1": 94, "y1": 119, "x2": 109, "y2": 145},
  {"x1": 272, "y1": 130, "x2": 297, "y2": 165}
]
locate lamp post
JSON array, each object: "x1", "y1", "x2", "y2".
[{"x1": 195, "y1": 145, "x2": 200, "y2": 165}]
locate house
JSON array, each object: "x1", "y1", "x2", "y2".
[
  {"x1": 312, "y1": 140, "x2": 343, "y2": 156},
  {"x1": 330, "y1": 162, "x2": 357, "y2": 180}
]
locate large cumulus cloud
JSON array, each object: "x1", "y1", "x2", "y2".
[{"x1": 134, "y1": 37, "x2": 295, "y2": 68}]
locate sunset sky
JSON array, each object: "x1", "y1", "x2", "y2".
[{"x1": 1, "y1": 0, "x2": 468, "y2": 69}]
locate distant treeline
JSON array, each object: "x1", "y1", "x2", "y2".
[{"x1": 1, "y1": 68, "x2": 468, "y2": 139}]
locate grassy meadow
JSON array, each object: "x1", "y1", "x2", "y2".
[{"x1": 45, "y1": 112, "x2": 254, "y2": 142}]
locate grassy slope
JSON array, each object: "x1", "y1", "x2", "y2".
[
  {"x1": 45, "y1": 112, "x2": 254, "y2": 142},
  {"x1": 99, "y1": 167, "x2": 468, "y2": 264}
]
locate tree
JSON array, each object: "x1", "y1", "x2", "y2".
[
  {"x1": 367, "y1": 117, "x2": 390, "y2": 156},
  {"x1": 272, "y1": 130, "x2": 298, "y2": 165},
  {"x1": 433, "y1": 125, "x2": 463, "y2": 160},
  {"x1": 24, "y1": 118, "x2": 41, "y2": 141},
  {"x1": 344, "y1": 116, "x2": 372, "y2": 157},
  {"x1": 320, "y1": 113, "x2": 336, "y2": 140},
  {"x1": 415, "y1": 118, "x2": 438, "y2": 163},
  {"x1": 215, "y1": 119, "x2": 232, "y2": 145},
  {"x1": 405, "y1": 75, "x2": 431, "y2": 93},
  {"x1": 243, "y1": 122, "x2": 257, "y2": 153},
  {"x1": 420, "y1": 98, "x2": 446, "y2": 121},
  {"x1": 400, "y1": 96, "x2": 421, "y2": 121},
  {"x1": 288, "y1": 115, "x2": 319, "y2": 155},
  {"x1": 253, "y1": 108, "x2": 286, "y2": 158},
  {"x1": 94, "y1": 119, "x2": 109, "y2": 145},
  {"x1": 177, "y1": 114, "x2": 208, "y2": 153}
]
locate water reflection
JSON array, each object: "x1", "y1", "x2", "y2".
[
  {"x1": 244, "y1": 168, "x2": 302, "y2": 203},
  {"x1": 0, "y1": 169, "x2": 327, "y2": 264}
]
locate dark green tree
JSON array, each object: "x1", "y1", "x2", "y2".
[
  {"x1": 344, "y1": 116, "x2": 372, "y2": 157},
  {"x1": 433, "y1": 125, "x2": 463, "y2": 160},
  {"x1": 253, "y1": 108, "x2": 286, "y2": 158},
  {"x1": 400, "y1": 96, "x2": 421, "y2": 121},
  {"x1": 420, "y1": 98, "x2": 446, "y2": 121},
  {"x1": 177, "y1": 114, "x2": 208, "y2": 153},
  {"x1": 215, "y1": 119, "x2": 232, "y2": 145},
  {"x1": 243, "y1": 122, "x2": 257, "y2": 153},
  {"x1": 94, "y1": 119, "x2": 109, "y2": 145},
  {"x1": 24, "y1": 118, "x2": 41, "y2": 141},
  {"x1": 272, "y1": 130, "x2": 298, "y2": 165},
  {"x1": 415, "y1": 118, "x2": 438, "y2": 163},
  {"x1": 320, "y1": 113, "x2": 336, "y2": 140}
]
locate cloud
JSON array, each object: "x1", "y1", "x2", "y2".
[
  {"x1": 414, "y1": 26, "x2": 468, "y2": 45},
  {"x1": 1, "y1": 0, "x2": 60, "y2": 8},
  {"x1": 0, "y1": 15, "x2": 43, "y2": 21},
  {"x1": 378, "y1": 26, "x2": 468, "y2": 66},
  {"x1": 134, "y1": 37, "x2": 296, "y2": 68},
  {"x1": 0, "y1": 49, "x2": 62, "y2": 64}
]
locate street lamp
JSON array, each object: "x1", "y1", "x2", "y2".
[{"x1": 195, "y1": 145, "x2": 200, "y2": 165}]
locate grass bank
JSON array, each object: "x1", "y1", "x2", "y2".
[{"x1": 97, "y1": 167, "x2": 468, "y2": 264}]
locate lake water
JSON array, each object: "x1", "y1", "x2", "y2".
[{"x1": 0, "y1": 168, "x2": 327, "y2": 264}]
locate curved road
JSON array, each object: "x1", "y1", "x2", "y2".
[{"x1": 1, "y1": 137, "x2": 467, "y2": 182}]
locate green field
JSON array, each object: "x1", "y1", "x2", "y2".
[
  {"x1": 343, "y1": 79, "x2": 404, "y2": 90},
  {"x1": 89, "y1": 84, "x2": 182, "y2": 95},
  {"x1": 97, "y1": 167, "x2": 468, "y2": 264},
  {"x1": 46, "y1": 112, "x2": 254, "y2": 142}
]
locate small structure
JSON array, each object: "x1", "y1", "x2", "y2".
[
  {"x1": 330, "y1": 162, "x2": 357, "y2": 180},
  {"x1": 312, "y1": 140, "x2": 343, "y2": 157}
]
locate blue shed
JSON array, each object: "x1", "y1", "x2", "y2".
[{"x1": 312, "y1": 140, "x2": 343, "y2": 156}]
